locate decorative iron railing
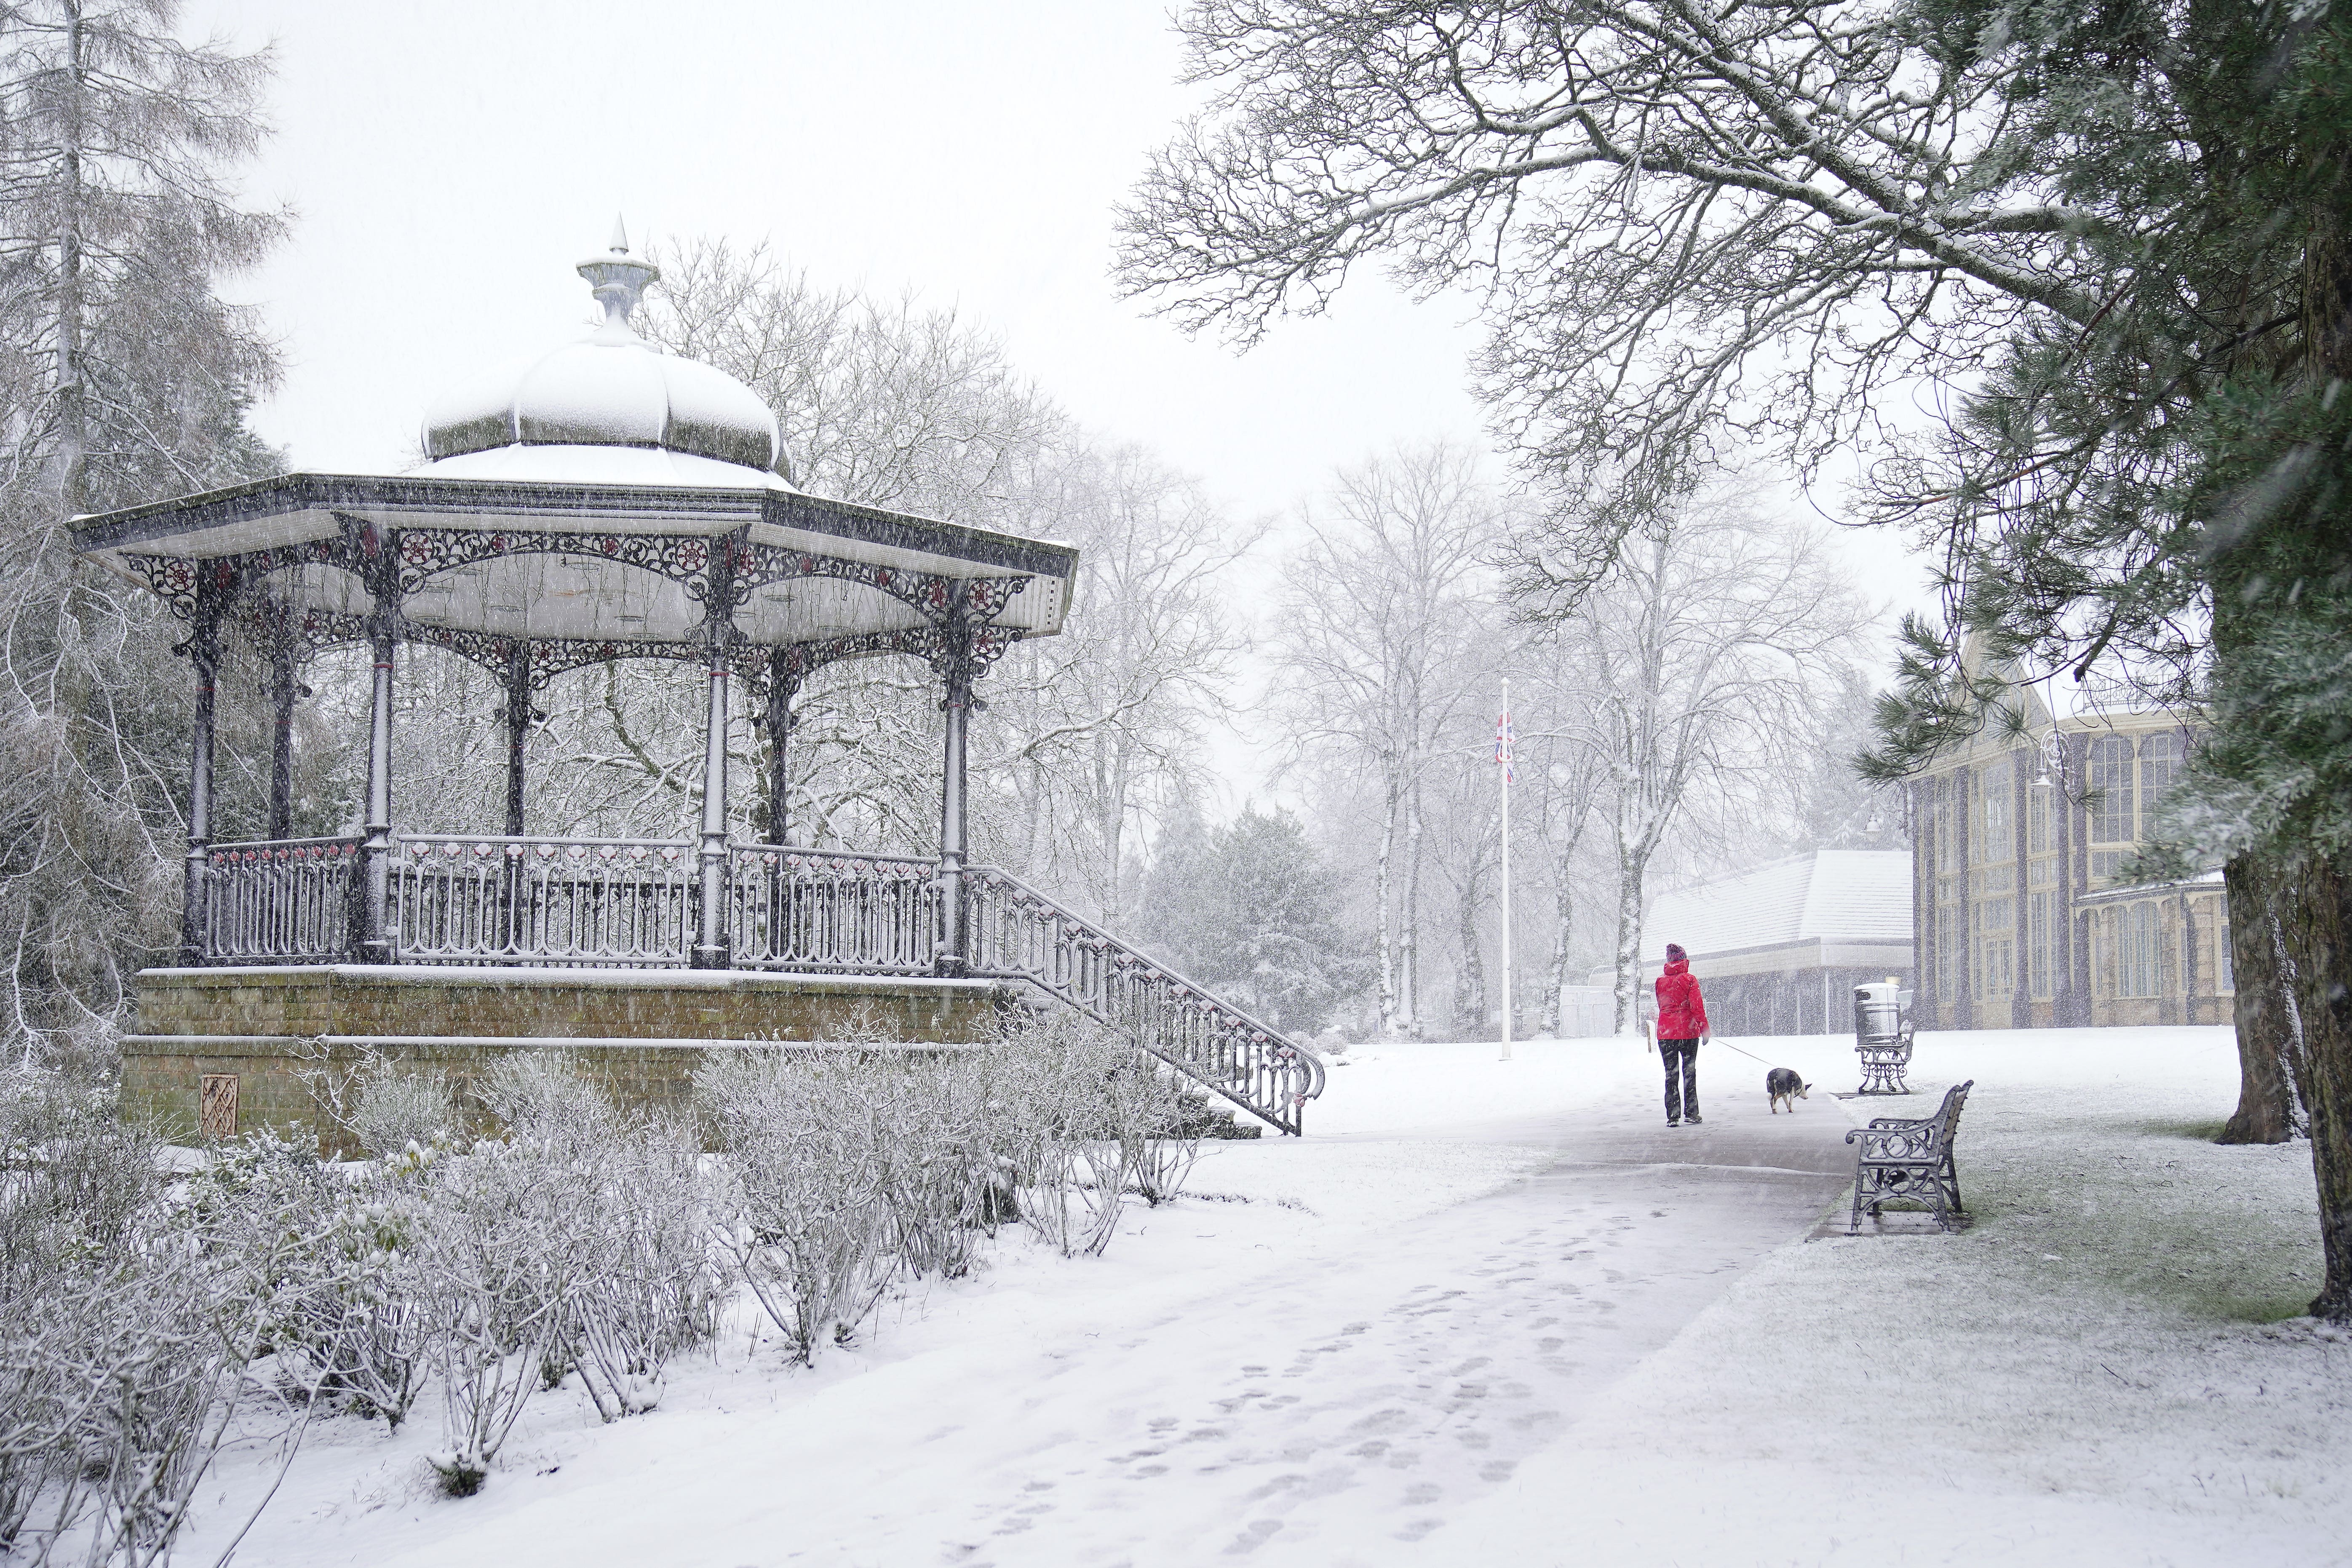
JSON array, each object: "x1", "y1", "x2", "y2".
[
  {"x1": 187, "y1": 835, "x2": 1326, "y2": 1133},
  {"x1": 962, "y1": 865, "x2": 1326, "y2": 1135},
  {"x1": 201, "y1": 836, "x2": 361, "y2": 962},
  {"x1": 728, "y1": 845, "x2": 941, "y2": 975},
  {"x1": 389, "y1": 835, "x2": 697, "y2": 966}
]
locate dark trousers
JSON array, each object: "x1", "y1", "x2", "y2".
[{"x1": 1659, "y1": 1038, "x2": 1699, "y2": 1122}]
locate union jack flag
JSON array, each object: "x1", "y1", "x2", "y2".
[{"x1": 1495, "y1": 711, "x2": 1515, "y2": 784}]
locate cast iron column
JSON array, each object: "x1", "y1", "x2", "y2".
[
  {"x1": 764, "y1": 647, "x2": 794, "y2": 846},
  {"x1": 693, "y1": 543, "x2": 736, "y2": 969},
  {"x1": 935, "y1": 617, "x2": 974, "y2": 977},
  {"x1": 503, "y1": 643, "x2": 531, "y2": 836},
  {"x1": 356, "y1": 532, "x2": 399, "y2": 963},
  {"x1": 179, "y1": 581, "x2": 222, "y2": 965},
  {"x1": 499, "y1": 642, "x2": 533, "y2": 953},
  {"x1": 267, "y1": 625, "x2": 298, "y2": 842}
]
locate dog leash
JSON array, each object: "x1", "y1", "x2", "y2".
[{"x1": 1652, "y1": 1034, "x2": 1777, "y2": 1067}]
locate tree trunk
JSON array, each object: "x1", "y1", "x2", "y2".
[
  {"x1": 1402, "y1": 780, "x2": 1425, "y2": 1037},
  {"x1": 1544, "y1": 868, "x2": 1574, "y2": 1035},
  {"x1": 2218, "y1": 851, "x2": 2307, "y2": 1144},
  {"x1": 1455, "y1": 865, "x2": 1488, "y2": 1034},
  {"x1": 1612, "y1": 843, "x2": 1648, "y2": 1034},
  {"x1": 54, "y1": 0, "x2": 87, "y2": 521},
  {"x1": 2275, "y1": 852, "x2": 2352, "y2": 1320},
  {"x1": 1375, "y1": 778, "x2": 1398, "y2": 1034}
]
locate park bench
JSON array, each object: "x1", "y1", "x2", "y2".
[{"x1": 1845, "y1": 1080, "x2": 1973, "y2": 1234}]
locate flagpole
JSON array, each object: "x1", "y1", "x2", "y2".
[{"x1": 1499, "y1": 678, "x2": 1512, "y2": 1063}]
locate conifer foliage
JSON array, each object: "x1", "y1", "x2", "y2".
[
  {"x1": 1144, "y1": 803, "x2": 1358, "y2": 1034},
  {"x1": 0, "y1": 0, "x2": 286, "y2": 1059}
]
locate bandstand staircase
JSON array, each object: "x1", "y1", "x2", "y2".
[
  {"x1": 196, "y1": 838, "x2": 1326, "y2": 1135},
  {"x1": 959, "y1": 866, "x2": 1324, "y2": 1137}
]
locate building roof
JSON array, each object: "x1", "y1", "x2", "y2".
[{"x1": 1643, "y1": 849, "x2": 1913, "y2": 963}]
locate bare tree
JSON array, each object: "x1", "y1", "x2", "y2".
[
  {"x1": 1512, "y1": 671, "x2": 1608, "y2": 1035},
  {"x1": 1538, "y1": 485, "x2": 1872, "y2": 1030},
  {"x1": 1114, "y1": 1, "x2": 2089, "y2": 576},
  {"x1": 976, "y1": 443, "x2": 1257, "y2": 925},
  {"x1": 1269, "y1": 441, "x2": 1502, "y2": 1036}
]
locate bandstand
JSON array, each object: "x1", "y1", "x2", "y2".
[{"x1": 74, "y1": 233, "x2": 1322, "y2": 1142}]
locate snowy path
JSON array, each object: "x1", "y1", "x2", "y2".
[
  {"x1": 283, "y1": 1055, "x2": 1858, "y2": 1568},
  {"x1": 921, "y1": 1104, "x2": 1858, "y2": 1563}
]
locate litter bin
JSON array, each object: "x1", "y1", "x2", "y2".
[{"x1": 1854, "y1": 978, "x2": 1914, "y2": 1095}]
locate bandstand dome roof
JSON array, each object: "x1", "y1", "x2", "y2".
[
  {"x1": 66, "y1": 225, "x2": 1076, "y2": 665},
  {"x1": 418, "y1": 225, "x2": 789, "y2": 484}
]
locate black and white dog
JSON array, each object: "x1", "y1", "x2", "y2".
[{"x1": 1765, "y1": 1067, "x2": 1811, "y2": 1114}]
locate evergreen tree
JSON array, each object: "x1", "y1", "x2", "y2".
[
  {"x1": 1137, "y1": 789, "x2": 1216, "y2": 977},
  {"x1": 1182, "y1": 805, "x2": 1356, "y2": 1036},
  {"x1": 1856, "y1": 0, "x2": 2352, "y2": 1310},
  {"x1": 0, "y1": 0, "x2": 286, "y2": 1060}
]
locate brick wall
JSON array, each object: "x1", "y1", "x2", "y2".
[{"x1": 122, "y1": 965, "x2": 1016, "y2": 1151}]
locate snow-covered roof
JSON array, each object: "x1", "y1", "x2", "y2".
[
  {"x1": 1643, "y1": 850, "x2": 1912, "y2": 963},
  {"x1": 420, "y1": 226, "x2": 786, "y2": 482},
  {"x1": 412, "y1": 443, "x2": 792, "y2": 491}
]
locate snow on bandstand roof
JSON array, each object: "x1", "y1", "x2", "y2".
[
  {"x1": 418, "y1": 219, "x2": 788, "y2": 485},
  {"x1": 68, "y1": 225, "x2": 1075, "y2": 655}
]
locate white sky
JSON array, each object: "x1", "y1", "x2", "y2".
[
  {"x1": 196, "y1": 0, "x2": 1494, "y2": 510},
  {"x1": 191, "y1": 0, "x2": 1938, "y2": 801}
]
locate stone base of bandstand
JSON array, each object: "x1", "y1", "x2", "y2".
[{"x1": 124, "y1": 964, "x2": 1016, "y2": 1153}]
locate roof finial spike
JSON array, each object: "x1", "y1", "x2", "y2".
[{"x1": 579, "y1": 222, "x2": 659, "y2": 341}]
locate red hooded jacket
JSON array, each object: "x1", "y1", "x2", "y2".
[{"x1": 1654, "y1": 958, "x2": 1709, "y2": 1041}]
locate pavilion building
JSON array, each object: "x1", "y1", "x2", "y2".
[
  {"x1": 1620, "y1": 849, "x2": 1916, "y2": 1037},
  {"x1": 1904, "y1": 644, "x2": 2228, "y2": 1031},
  {"x1": 73, "y1": 232, "x2": 1321, "y2": 1141}
]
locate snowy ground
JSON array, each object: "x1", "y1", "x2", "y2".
[{"x1": 173, "y1": 1028, "x2": 2351, "y2": 1568}]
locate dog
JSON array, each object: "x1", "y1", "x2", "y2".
[{"x1": 1766, "y1": 1067, "x2": 1811, "y2": 1114}]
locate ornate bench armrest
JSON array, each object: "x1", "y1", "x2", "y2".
[{"x1": 1847, "y1": 1125, "x2": 1942, "y2": 1149}]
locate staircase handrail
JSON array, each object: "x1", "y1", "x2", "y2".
[{"x1": 962, "y1": 863, "x2": 1327, "y2": 1134}]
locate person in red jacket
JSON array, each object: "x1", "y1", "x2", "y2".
[{"x1": 1652, "y1": 942, "x2": 1711, "y2": 1126}]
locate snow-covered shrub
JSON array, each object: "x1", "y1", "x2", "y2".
[
  {"x1": 0, "y1": 1079, "x2": 301, "y2": 1567},
  {"x1": 294, "y1": 1043, "x2": 461, "y2": 1161},
  {"x1": 868, "y1": 1055, "x2": 1000, "y2": 1280},
  {"x1": 349, "y1": 1068, "x2": 459, "y2": 1160},
  {"x1": 980, "y1": 1009, "x2": 1212, "y2": 1238},
  {"x1": 416, "y1": 1136, "x2": 600, "y2": 1495},
  {"x1": 179, "y1": 1130, "x2": 441, "y2": 1434},
  {"x1": 698, "y1": 1052, "x2": 896, "y2": 1365},
  {"x1": 476, "y1": 1051, "x2": 614, "y2": 1149},
  {"x1": 1113, "y1": 1062, "x2": 1205, "y2": 1208},
  {"x1": 987, "y1": 1013, "x2": 1139, "y2": 1258},
  {"x1": 0, "y1": 1071, "x2": 171, "y2": 1557},
  {"x1": 477, "y1": 1054, "x2": 722, "y2": 1419},
  {"x1": 39, "y1": 1242, "x2": 260, "y2": 1568},
  {"x1": 569, "y1": 1116, "x2": 722, "y2": 1422}
]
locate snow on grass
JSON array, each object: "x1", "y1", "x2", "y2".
[
  {"x1": 1439, "y1": 1027, "x2": 2352, "y2": 1567},
  {"x1": 172, "y1": 1027, "x2": 2352, "y2": 1568},
  {"x1": 174, "y1": 1114, "x2": 1559, "y2": 1568}
]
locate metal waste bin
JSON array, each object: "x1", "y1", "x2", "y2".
[{"x1": 1854, "y1": 979, "x2": 1914, "y2": 1095}]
